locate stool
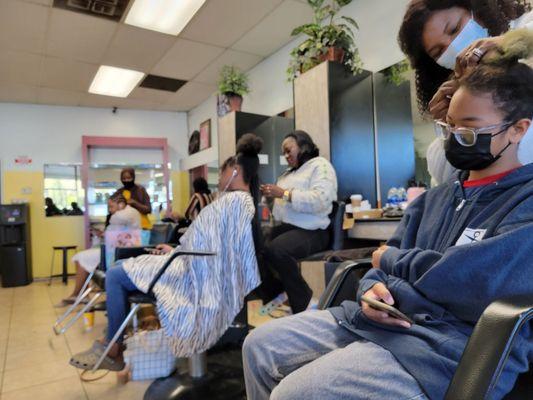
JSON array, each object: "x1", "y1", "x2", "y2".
[{"x1": 49, "y1": 246, "x2": 77, "y2": 285}]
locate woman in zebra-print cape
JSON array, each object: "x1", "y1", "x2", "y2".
[{"x1": 70, "y1": 134, "x2": 264, "y2": 371}]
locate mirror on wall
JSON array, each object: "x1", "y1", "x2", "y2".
[
  {"x1": 43, "y1": 164, "x2": 85, "y2": 217},
  {"x1": 87, "y1": 163, "x2": 171, "y2": 223}
]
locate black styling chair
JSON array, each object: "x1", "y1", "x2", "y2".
[
  {"x1": 299, "y1": 201, "x2": 346, "y2": 264},
  {"x1": 100, "y1": 247, "x2": 251, "y2": 399},
  {"x1": 319, "y1": 260, "x2": 533, "y2": 400},
  {"x1": 92, "y1": 249, "x2": 216, "y2": 372}
]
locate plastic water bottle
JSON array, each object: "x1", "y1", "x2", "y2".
[
  {"x1": 397, "y1": 187, "x2": 407, "y2": 203},
  {"x1": 387, "y1": 187, "x2": 400, "y2": 207}
]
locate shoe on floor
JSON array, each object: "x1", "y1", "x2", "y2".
[{"x1": 70, "y1": 341, "x2": 125, "y2": 371}]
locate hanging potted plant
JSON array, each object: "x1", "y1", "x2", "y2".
[
  {"x1": 382, "y1": 59, "x2": 411, "y2": 86},
  {"x1": 287, "y1": 0, "x2": 363, "y2": 81},
  {"x1": 217, "y1": 65, "x2": 250, "y2": 112}
]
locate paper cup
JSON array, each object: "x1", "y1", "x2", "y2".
[
  {"x1": 83, "y1": 311, "x2": 95, "y2": 332},
  {"x1": 350, "y1": 194, "x2": 363, "y2": 208}
]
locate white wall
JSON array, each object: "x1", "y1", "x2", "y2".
[
  {"x1": 183, "y1": 0, "x2": 412, "y2": 168},
  {"x1": 0, "y1": 103, "x2": 189, "y2": 172}
]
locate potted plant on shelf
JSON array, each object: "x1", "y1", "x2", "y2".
[
  {"x1": 287, "y1": 0, "x2": 363, "y2": 81},
  {"x1": 217, "y1": 65, "x2": 250, "y2": 113}
]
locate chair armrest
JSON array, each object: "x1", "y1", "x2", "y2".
[
  {"x1": 146, "y1": 250, "x2": 216, "y2": 294},
  {"x1": 318, "y1": 259, "x2": 372, "y2": 310},
  {"x1": 445, "y1": 296, "x2": 533, "y2": 400},
  {"x1": 115, "y1": 246, "x2": 152, "y2": 261}
]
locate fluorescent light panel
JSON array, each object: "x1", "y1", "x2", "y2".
[
  {"x1": 89, "y1": 66, "x2": 144, "y2": 98},
  {"x1": 125, "y1": 0, "x2": 207, "y2": 36}
]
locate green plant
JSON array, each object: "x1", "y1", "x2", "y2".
[
  {"x1": 382, "y1": 60, "x2": 411, "y2": 86},
  {"x1": 217, "y1": 65, "x2": 250, "y2": 96},
  {"x1": 287, "y1": 0, "x2": 363, "y2": 81}
]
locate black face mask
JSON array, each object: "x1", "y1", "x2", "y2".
[
  {"x1": 444, "y1": 133, "x2": 511, "y2": 171},
  {"x1": 122, "y1": 180, "x2": 135, "y2": 189}
]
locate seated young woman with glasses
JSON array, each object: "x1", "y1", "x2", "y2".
[{"x1": 243, "y1": 31, "x2": 533, "y2": 400}]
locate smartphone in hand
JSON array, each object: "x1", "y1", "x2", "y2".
[{"x1": 361, "y1": 295, "x2": 414, "y2": 325}]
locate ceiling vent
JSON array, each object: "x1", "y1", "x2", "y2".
[
  {"x1": 140, "y1": 75, "x2": 187, "y2": 93},
  {"x1": 53, "y1": 0, "x2": 131, "y2": 21}
]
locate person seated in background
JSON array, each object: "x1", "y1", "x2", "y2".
[
  {"x1": 56, "y1": 192, "x2": 140, "y2": 306},
  {"x1": 45, "y1": 197, "x2": 63, "y2": 217},
  {"x1": 164, "y1": 177, "x2": 213, "y2": 228},
  {"x1": 67, "y1": 202, "x2": 84, "y2": 216},
  {"x1": 259, "y1": 130, "x2": 337, "y2": 314},
  {"x1": 69, "y1": 134, "x2": 263, "y2": 372},
  {"x1": 243, "y1": 37, "x2": 533, "y2": 400},
  {"x1": 116, "y1": 167, "x2": 152, "y2": 230}
]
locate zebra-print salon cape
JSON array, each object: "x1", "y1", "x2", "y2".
[{"x1": 123, "y1": 191, "x2": 260, "y2": 356}]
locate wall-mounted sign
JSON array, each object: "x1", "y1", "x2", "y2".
[{"x1": 15, "y1": 156, "x2": 32, "y2": 165}]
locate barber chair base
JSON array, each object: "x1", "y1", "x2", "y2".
[{"x1": 143, "y1": 364, "x2": 244, "y2": 400}]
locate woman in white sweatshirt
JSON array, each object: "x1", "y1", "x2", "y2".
[{"x1": 259, "y1": 130, "x2": 337, "y2": 314}]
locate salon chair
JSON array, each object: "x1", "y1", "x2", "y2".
[
  {"x1": 86, "y1": 245, "x2": 249, "y2": 399},
  {"x1": 92, "y1": 249, "x2": 217, "y2": 373},
  {"x1": 303, "y1": 201, "x2": 346, "y2": 261},
  {"x1": 319, "y1": 260, "x2": 533, "y2": 400}
]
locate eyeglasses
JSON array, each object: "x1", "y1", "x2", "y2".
[{"x1": 434, "y1": 120, "x2": 514, "y2": 147}]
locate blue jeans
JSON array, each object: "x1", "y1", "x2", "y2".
[
  {"x1": 243, "y1": 310, "x2": 428, "y2": 400},
  {"x1": 105, "y1": 261, "x2": 138, "y2": 343}
]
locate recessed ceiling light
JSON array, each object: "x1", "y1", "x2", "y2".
[
  {"x1": 89, "y1": 66, "x2": 145, "y2": 98},
  {"x1": 125, "y1": 0, "x2": 206, "y2": 36}
]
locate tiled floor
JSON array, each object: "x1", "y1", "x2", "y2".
[
  {"x1": 0, "y1": 280, "x2": 277, "y2": 400},
  {"x1": 0, "y1": 280, "x2": 152, "y2": 400}
]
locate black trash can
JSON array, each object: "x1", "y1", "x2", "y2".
[{"x1": 0, "y1": 245, "x2": 32, "y2": 287}]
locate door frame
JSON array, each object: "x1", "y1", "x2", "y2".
[{"x1": 81, "y1": 136, "x2": 170, "y2": 248}]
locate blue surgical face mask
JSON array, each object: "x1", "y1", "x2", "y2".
[{"x1": 436, "y1": 16, "x2": 489, "y2": 70}]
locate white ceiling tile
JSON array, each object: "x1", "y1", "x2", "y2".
[
  {"x1": 79, "y1": 93, "x2": 157, "y2": 110},
  {"x1": 129, "y1": 87, "x2": 177, "y2": 105},
  {"x1": 0, "y1": 83, "x2": 39, "y2": 104},
  {"x1": 37, "y1": 87, "x2": 83, "y2": 106},
  {"x1": 0, "y1": 50, "x2": 43, "y2": 86},
  {"x1": 193, "y1": 49, "x2": 262, "y2": 84},
  {"x1": 41, "y1": 57, "x2": 99, "y2": 91},
  {"x1": 79, "y1": 93, "x2": 123, "y2": 108},
  {"x1": 20, "y1": 0, "x2": 52, "y2": 6},
  {"x1": 164, "y1": 81, "x2": 216, "y2": 111},
  {"x1": 232, "y1": 0, "x2": 314, "y2": 56},
  {"x1": 46, "y1": 8, "x2": 118, "y2": 64},
  {"x1": 180, "y1": 0, "x2": 283, "y2": 47},
  {"x1": 102, "y1": 25, "x2": 177, "y2": 72},
  {"x1": 0, "y1": 0, "x2": 49, "y2": 54},
  {"x1": 151, "y1": 39, "x2": 224, "y2": 80}
]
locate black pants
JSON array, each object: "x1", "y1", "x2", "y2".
[{"x1": 259, "y1": 223, "x2": 330, "y2": 313}]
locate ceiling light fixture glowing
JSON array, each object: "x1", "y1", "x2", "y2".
[
  {"x1": 88, "y1": 66, "x2": 144, "y2": 98},
  {"x1": 125, "y1": 0, "x2": 207, "y2": 36}
]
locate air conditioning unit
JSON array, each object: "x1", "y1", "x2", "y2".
[{"x1": 54, "y1": 0, "x2": 129, "y2": 21}]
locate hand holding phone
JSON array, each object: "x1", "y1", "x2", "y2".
[{"x1": 361, "y1": 295, "x2": 414, "y2": 325}]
